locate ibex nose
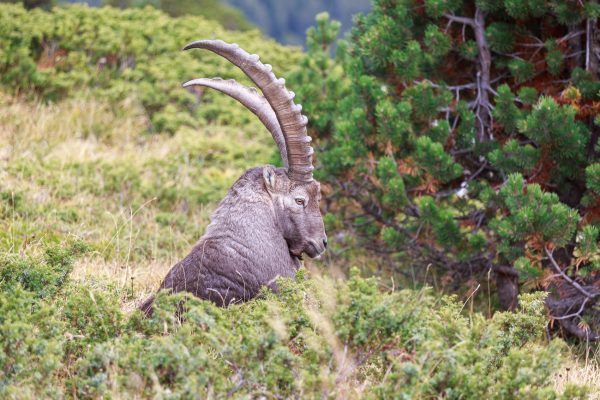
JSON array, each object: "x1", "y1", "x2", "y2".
[{"x1": 323, "y1": 238, "x2": 328, "y2": 248}]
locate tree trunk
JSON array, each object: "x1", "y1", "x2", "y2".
[{"x1": 494, "y1": 265, "x2": 519, "y2": 310}]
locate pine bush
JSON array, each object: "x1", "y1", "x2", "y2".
[{"x1": 290, "y1": 2, "x2": 600, "y2": 340}]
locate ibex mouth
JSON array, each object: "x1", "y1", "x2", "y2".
[{"x1": 305, "y1": 241, "x2": 326, "y2": 259}]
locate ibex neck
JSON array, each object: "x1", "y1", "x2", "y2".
[{"x1": 203, "y1": 168, "x2": 287, "y2": 252}]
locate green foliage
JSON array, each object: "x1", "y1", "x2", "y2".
[
  {"x1": 424, "y1": 23, "x2": 452, "y2": 61},
  {"x1": 0, "y1": 286, "x2": 64, "y2": 397},
  {"x1": 287, "y1": 12, "x2": 349, "y2": 135},
  {"x1": 0, "y1": 3, "x2": 299, "y2": 134},
  {"x1": 0, "y1": 246, "x2": 583, "y2": 397},
  {"x1": 62, "y1": 284, "x2": 125, "y2": 351},
  {"x1": 571, "y1": 68, "x2": 600, "y2": 99},
  {"x1": 488, "y1": 139, "x2": 539, "y2": 175},
  {"x1": 415, "y1": 136, "x2": 463, "y2": 183},
  {"x1": 508, "y1": 58, "x2": 535, "y2": 83},
  {"x1": 517, "y1": 97, "x2": 588, "y2": 183},
  {"x1": 492, "y1": 174, "x2": 579, "y2": 261},
  {"x1": 377, "y1": 157, "x2": 409, "y2": 208},
  {"x1": 545, "y1": 40, "x2": 563, "y2": 75},
  {"x1": 486, "y1": 22, "x2": 515, "y2": 53},
  {"x1": 586, "y1": 163, "x2": 600, "y2": 196},
  {"x1": 289, "y1": 0, "x2": 600, "y2": 337},
  {"x1": 0, "y1": 241, "x2": 87, "y2": 299},
  {"x1": 493, "y1": 84, "x2": 523, "y2": 132},
  {"x1": 418, "y1": 196, "x2": 462, "y2": 248}
]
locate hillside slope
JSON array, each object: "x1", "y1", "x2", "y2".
[
  {"x1": 0, "y1": 4, "x2": 597, "y2": 398},
  {"x1": 0, "y1": 4, "x2": 300, "y2": 134}
]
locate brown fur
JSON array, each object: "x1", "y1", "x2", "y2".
[{"x1": 140, "y1": 166, "x2": 326, "y2": 315}]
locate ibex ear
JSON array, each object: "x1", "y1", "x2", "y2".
[{"x1": 263, "y1": 165, "x2": 277, "y2": 193}]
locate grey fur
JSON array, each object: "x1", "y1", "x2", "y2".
[{"x1": 140, "y1": 166, "x2": 326, "y2": 315}]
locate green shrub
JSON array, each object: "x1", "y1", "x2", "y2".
[
  {"x1": 0, "y1": 241, "x2": 87, "y2": 299},
  {"x1": 0, "y1": 3, "x2": 300, "y2": 134},
  {"x1": 289, "y1": 0, "x2": 600, "y2": 338},
  {"x1": 0, "y1": 243, "x2": 589, "y2": 397}
]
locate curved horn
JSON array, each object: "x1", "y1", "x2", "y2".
[
  {"x1": 183, "y1": 77, "x2": 288, "y2": 168},
  {"x1": 184, "y1": 39, "x2": 314, "y2": 182}
]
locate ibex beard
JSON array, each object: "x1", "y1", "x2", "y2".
[{"x1": 139, "y1": 40, "x2": 327, "y2": 316}]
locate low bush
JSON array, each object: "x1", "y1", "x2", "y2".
[
  {"x1": 0, "y1": 3, "x2": 300, "y2": 133},
  {"x1": 0, "y1": 245, "x2": 589, "y2": 398}
]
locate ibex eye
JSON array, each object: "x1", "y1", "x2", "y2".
[{"x1": 295, "y1": 198, "x2": 305, "y2": 206}]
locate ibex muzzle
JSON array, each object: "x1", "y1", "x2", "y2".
[{"x1": 140, "y1": 40, "x2": 326, "y2": 315}]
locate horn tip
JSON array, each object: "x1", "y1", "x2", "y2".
[
  {"x1": 183, "y1": 39, "x2": 231, "y2": 51},
  {"x1": 183, "y1": 40, "x2": 205, "y2": 51},
  {"x1": 182, "y1": 78, "x2": 201, "y2": 87}
]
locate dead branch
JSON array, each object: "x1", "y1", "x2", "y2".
[
  {"x1": 544, "y1": 247, "x2": 596, "y2": 299},
  {"x1": 443, "y1": 13, "x2": 474, "y2": 27},
  {"x1": 544, "y1": 247, "x2": 600, "y2": 340},
  {"x1": 443, "y1": 9, "x2": 493, "y2": 141}
]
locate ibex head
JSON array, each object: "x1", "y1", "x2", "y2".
[
  {"x1": 263, "y1": 166, "x2": 326, "y2": 258},
  {"x1": 183, "y1": 40, "x2": 327, "y2": 259}
]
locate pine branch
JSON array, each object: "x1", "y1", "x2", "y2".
[
  {"x1": 559, "y1": 318, "x2": 600, "y2": 341},
  {"x1": 472, "y1": 8, "x2": 493, "y2": 141},
  {"x1": 443, "y1": 9, "x2": 493, "y2": 141}
]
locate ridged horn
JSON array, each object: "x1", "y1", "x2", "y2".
[
  {"x1": 183, "y1": 39, "x2": 314, "y2": 182},
  {"x1": 183, "y1": 77, "x2": 288, "y2": 168}
]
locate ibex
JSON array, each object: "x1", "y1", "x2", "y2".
[{"x1": 140, "y1": 40, "x2": 327, "y2": 315}]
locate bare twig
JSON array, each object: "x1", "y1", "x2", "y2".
[
  {"x1": 558, "y1": 29, "x2": 586, "y2": 44},
  {"x1": 443, "y1": 13, "x2": 474, "y2": 27},
  {"x1": 550, "y1": 297, "x2": 590, "y2": 321},
  {"x1": 544, "y1": 247, "x2": 596, "y2": 299},
  {"x1": 586, "y1": 16, "x2": 592, "y2": 71}
]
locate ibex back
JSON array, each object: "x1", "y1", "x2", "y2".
[{"x1": 140, "y1": 40, "x2": 327, "y2": 315}]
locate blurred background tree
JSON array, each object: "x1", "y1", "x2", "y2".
[
  {"x1": 0, "y1": 0, "x2": 371, "y2": 43},
  {"x1": 0, "y1": 4, "x2": 299, "y2": 134},
  {"x1": 103, "y1": 0, "x2": 254, "y2": 31},
  {"x1": 0, "y1": 0, "x2": 53, "y2": 9},
  {"x1": 289, "y1": 1, "x2": 600, "y2": 341},
  {"x1": 224, "y1": 0, "x2": 371, "y2": 44}
]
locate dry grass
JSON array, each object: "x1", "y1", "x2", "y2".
[
  {"x1": 554, "y1": 345, "x2": 600, "y2": 400},
  {"x1": 0, "y1": 92, "x2": 273, "y2": 304}
]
